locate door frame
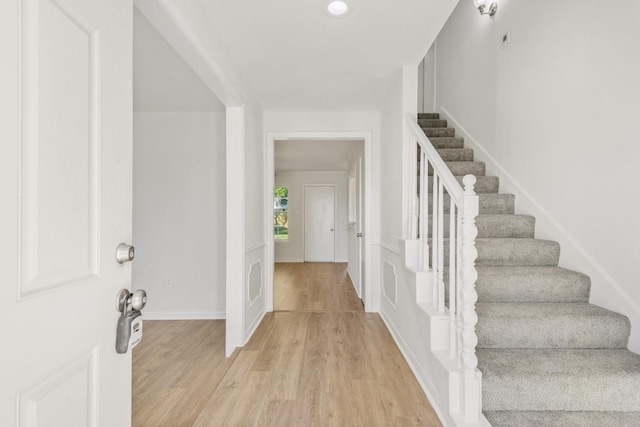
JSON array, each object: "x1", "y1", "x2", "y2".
[
  {"x1": 303, "y1": 184, "x2": 337, "y2": 262},
  {"x1": 355, "y1": 154, "x2": 364, "y2": 298},
  {"x1": 265, "y1": 132, "x2": 374, "y2": 312}
]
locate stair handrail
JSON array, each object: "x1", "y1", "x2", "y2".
[
  {"x1": 406, "y1": 114, "x2": 466, "y2": 207},
  {"x1": 405, "y1": 113, "x2": 482, "y2": 423}
]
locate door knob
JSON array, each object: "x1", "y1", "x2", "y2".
[
  {"x1": 357, "y1": 232, "x2": 363, "y2": 237},
  {"x1": 116, "y1": 289, "x2": 147, "y2": 313},
  {"x1": 115, "y1": 243, "x2": 135, "y2": 264}
]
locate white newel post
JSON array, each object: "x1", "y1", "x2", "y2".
[{"x1": 460, "y1": 174, "x2": 481, "y2": 422}]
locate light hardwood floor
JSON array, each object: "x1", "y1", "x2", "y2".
[{"x1": 133, "y1": 263, "x2": 442, "y2": 426}]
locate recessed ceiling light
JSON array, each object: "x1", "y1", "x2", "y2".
[{"x1": 327, "y1": 0, "x2": 349, "y2": 16}]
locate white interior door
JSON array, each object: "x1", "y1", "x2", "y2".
[
  {"x1": 304, "y1": 186, "x2": 335, "y2": 262},
  {"x1": 0, "y1": 1, "x2": 133, "y2": 425}
]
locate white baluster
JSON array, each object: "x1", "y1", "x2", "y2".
[
  {"x1": 449, "y1": 201, "x2": 457, "y2": 359},
  {"x1": 431, "y1": 173, "x2": 439, "y2": 307},
  {"x1": 437, "y1": 179, "x2": 445, "y2": 313}
]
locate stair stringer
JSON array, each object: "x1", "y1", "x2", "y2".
[
  {"x1": 439, "y1": 107, "x2": 640, "y2": 353},
  {"x1": 378, "y1": 240, "x2": 490, "y2": 427}
]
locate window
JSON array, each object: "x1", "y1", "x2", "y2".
[{"x1": 274, "y1": 186, "x2": 289, "y2": 240}]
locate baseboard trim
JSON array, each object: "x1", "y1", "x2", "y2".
[
  {"x1": 244, "y1": 308, "x2": 266, "y2": 345},
  {"x1": 346, "y1": 267, "x2": 361, "y2": 298},
  {"x1": 274, "y1": 258, "x2": 304, "y2": 263},
  {"x1": 440, "y1": 107, "x2": 640, "y2": 353},
  {"x1": 379, "y1": 310, "x2": 453, "y2": 427},
  {"x1": 143, "y1": 311, "x2": 225, "y2": 320}
]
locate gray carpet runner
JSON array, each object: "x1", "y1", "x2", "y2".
[{"x1": 418, "y1": 113, "x2": 640, "y2": 426}]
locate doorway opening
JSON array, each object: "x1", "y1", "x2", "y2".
[{"x1": 266, "y1": 134, "x2": 371, "y2": 313}]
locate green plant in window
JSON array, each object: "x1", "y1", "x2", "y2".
[{"x1": 274, "y1": 186, "x2": 289, "y2": 239}]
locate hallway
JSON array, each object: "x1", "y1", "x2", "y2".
[{"x1": 133, "y1": 263, "x2": 442, "y2": 426}]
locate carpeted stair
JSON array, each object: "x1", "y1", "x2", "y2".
[{"x1": 419, "y1": 112, "x2": 640, "y2": 427}]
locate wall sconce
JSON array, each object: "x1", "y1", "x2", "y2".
[{"x1": 474, "y1": 0, "x2": 497, "y2": 16}]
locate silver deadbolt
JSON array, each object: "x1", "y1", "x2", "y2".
[{"x1": 115, "y1": 243, "x2": 135, "y2": 264}]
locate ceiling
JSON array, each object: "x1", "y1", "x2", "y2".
[
  {"x1": 199, "y1": 0, "x2": 456, "y2": 110},
  {"x1": 275, "y1": 140, "x2": 362, "y2": 172},
  {"x1": 133, "y1": 8, "x2": 224, "y2": 112}
]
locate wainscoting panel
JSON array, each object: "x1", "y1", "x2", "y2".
[
  {"x1": 244, "y1": 243, "x2": 266, "y2": 342},
  {"x1": 247, "y1": 260, "x2": 263, "y2": 306},
  {"x1": 383, "y1": 260, "x2": 398, "y2": 308}
]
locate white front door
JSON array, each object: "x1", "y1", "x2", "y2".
[
  {"x1": 0, "y1": 1, "x2": 133, "y2": 425},
  {"x1": 304, "y1": 186, "x2": 335, "y2": 262}
]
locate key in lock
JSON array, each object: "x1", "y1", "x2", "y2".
[
  {"x1": 116, "y1": 309, "x2": 143, "y2": 354},
  {"x1": 115, "y1": 289, "x2": 146, "y2": 354}
]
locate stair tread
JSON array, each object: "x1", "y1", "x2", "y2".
[
  {"x1": 477, "y1": 194, "x2": 515, "y2": 214},
  {"x1": 422, "y1": 127, "x2": 455, "y2": 137},
  {"x1": 428, "y1": 193, "x2": 515, "y2": 214},
  {"x1": 428, "y1": 137, "x2": 465, "y2": 149},
  {"x1": 475, "y1": 238, "x2": 560, "y2": 266},
  {"x1": 477, "y1": 302, "x2": 627, "y2": 319},
  {"x1": 476, "y1": 302, "x2": 630, "y2": 349},
  {"x1": 479, "y1": 348, "x2": 640, "y2": 379},
  {"x1": 431, "y1": 238, "x2": 561, "y2": 266},
  {"x1": 426, "y1": 175, "x2": 497, "y2": 193},
  {"x1": 418, "y1": 112, "x2": 439, "y2": 119},
  {"x1": 485, "y1": 411, "x2": 640, "y2": 427},
  {"x1": 475, "y1": 266, "x2": 591, "y2": 303},
  {"x1": 431, "y1": 162, "x2": 489, "y2": 179},
  {"x1": 428, "y1": 214, "x2": 535, "y2": 238},
  {"x1": 479, "y1": 348, "x2": 640, "y2": 411},
  {"x1": 418, "y1": 119, "x2": 447, "y2": 128},
  {"x1": 434, "y1": 148, "x2": 474, "y2": 161}
]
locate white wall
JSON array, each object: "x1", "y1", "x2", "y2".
[
  {"x1": 380, "y1": 70, "x2": 405, "y2": 247},
  {"x1": 421, "y1": 44, "x2": 436, "y2": 113},
  {"x1": 133, "y1": 112, "x2": 226, "y2": 319},
  {"x1": 432, "y1": 0, "x2": 640, "y2": 351},
  {"x1": 275, "y1": 171, "x2": 349, "y2": 263}
]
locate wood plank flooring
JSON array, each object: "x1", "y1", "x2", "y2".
[
  {"x1": 133, "y1": 262, "x2": 442, "y2": 426},
  {"x1": 273, "y1": 262, "x2": 363, "y2": 312}
]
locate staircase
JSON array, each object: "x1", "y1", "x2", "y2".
[{"x1": 419, "y1": 113, "x2": 640, "y2": 427}]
